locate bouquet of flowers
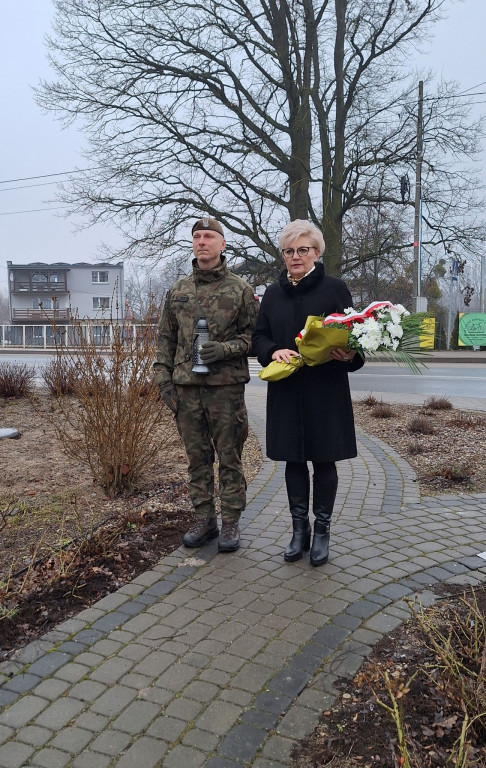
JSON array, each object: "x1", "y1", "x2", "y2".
[{"x1": 259, "y1": 301, "x2": 426, "y2": 382}]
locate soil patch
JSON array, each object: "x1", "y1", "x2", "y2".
[{"x1": 291, "y1": 583, "x2": 486, "y2": 768}]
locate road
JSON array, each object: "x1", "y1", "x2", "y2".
[
  {"x1": 2, "y1": 353, "x2": 486, "y2": 410},
  {"x1": 248, "y1": 360, "x2": 486, "y2": 410}
]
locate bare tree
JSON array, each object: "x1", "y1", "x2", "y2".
[
  {"x1": 0, "y1": 290, "x2": 10, "y2": 324},
  {"x1": 38, "y1": 0, "x2": 485, "y2": 276},
  {"x1": 125, "y1": 254, "x2": 190, "y2": 319}
]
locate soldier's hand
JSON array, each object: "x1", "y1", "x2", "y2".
[
  {"x1": 200, "y1": 341, "x2": 225, "y2": 364},
  {"x1": 160, "y1": 383, "x2": 178, "y2": 414}
]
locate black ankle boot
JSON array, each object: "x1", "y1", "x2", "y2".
[
  {"x1": 310, "y1": 521, "x2": 330, "y2": 567},
  {"x1": 284, "y1": 518, "x2": 311, "y2": 562}
]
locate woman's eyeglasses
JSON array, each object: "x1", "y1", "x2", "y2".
[{"x1": 281, "y1": 246, "x2": 316, "y2": 258}]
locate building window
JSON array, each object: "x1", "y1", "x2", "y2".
[
  {"x1": 92, "y1": 271, "x2": 109, "y2": 283},
  {"x1": 93, "y1": 297, "x2": 110, "y2": 310},
  {"x1": 33, "y1": 298, "x2": 58, "y2": 310}
]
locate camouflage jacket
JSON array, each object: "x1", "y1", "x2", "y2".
[{"x1": 154, "y1": 256, "x2": 259, "y2": 387}]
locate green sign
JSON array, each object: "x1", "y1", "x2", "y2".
[{"x1": 458, "y1": 313, "x2": 486, "y2": 346}]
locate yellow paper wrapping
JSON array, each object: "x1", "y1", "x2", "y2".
[
  {"x1": 258, "y1": 356, "x2": 304, "y2": 381},
  {"x1": 258, "y1": 317, "x2": 350, "y2": 382}
]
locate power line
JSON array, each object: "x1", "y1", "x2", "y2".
[
  {"x1": 0, "y1": 168, "x2": 97, "y2": 185},
  {"x1": 0, "y1": 181, "x2": 62, "y2": 193},
  {"x1": 0, "y1": 207, "x2": 69, "y2": 216}
]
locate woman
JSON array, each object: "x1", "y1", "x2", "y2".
[{"x1": 252, "y1": 220, "x2": 364, "y2": 566}]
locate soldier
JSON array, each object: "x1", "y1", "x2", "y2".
[{"x1": 154, "y1": 217, "x2": 259, "y2": 552}]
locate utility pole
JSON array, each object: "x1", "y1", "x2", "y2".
[{"x1": 412, "y1": 81, "x2": 428, "y2": 313}]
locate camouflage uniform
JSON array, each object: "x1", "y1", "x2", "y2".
[{"x1": 154, "y1": 256, "x2": 258, "y2": 521}]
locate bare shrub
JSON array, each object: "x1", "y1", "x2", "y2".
[
  {"x1": 423, "y1": 395, "x2": 452, "y2": 411},
  {"x1": 48, "y1": 307, "x2": 175, "y2": 497},
  {"x1": 438, "y1": 464, "x2": 474, "y2": 483},
  {"x1": 370, "y1": 402, "x2": 394, "y2": 419},
  {"x1": 408, "y1": 415, "x2": 435, "y2": 435},
  {"x1": 41, "y1": 356, "x2": 78, "y2": 396},
  {"x1": 407, "y1": 442, "x2": 424, "y2": 456},
  {"x1": 361, "y1": 394, "x2": 378, "y2": 408},
  {"x1": 448, "y1": 412, "x2": 486, "y2": 429},
  {"x1": 0, "y1": 363, "x2": 36, "y2": 398}
]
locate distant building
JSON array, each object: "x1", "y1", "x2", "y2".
[{"x1": 7, "y1": 261, "x2": 124, "y2": 324}]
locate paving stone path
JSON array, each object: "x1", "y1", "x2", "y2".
[{"x1": 1, "y1": 378, "x2": 486, "y2": 768}]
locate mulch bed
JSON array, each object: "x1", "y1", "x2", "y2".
[
  {"x1": 0, "y1": 480, "x2": 195, "y2": 658},
  {"x1": 291, "y1": 583, "x2": 486, "y2": 768}
]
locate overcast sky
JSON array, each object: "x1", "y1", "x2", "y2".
[{"x1": 1, "y1": 0, "x2": 485, "y2": 293}]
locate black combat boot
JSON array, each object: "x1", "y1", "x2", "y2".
[
  {"x1": 284, "y1": 462, "x2": 311, "y2": 563},
  {"x1": 183, "y1": 517, "x2": 219, "y2": 548},
  {"x1": 218, "y1": 520, "x2": 240, "y2": 552},
  {"x1": 310, "y1": 462, "x2": 338, "y2": 567}
]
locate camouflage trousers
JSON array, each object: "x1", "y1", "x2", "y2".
[{"x1": 175, "y1": 383, "x2": 249, "y2": 521}]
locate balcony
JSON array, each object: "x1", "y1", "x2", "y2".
[
  {"x1": 12, "y1": 308, "x2": 71, "y2": 322},
  {"x1": 12, "y1": 280, "x2": 68, "y2": 294}
]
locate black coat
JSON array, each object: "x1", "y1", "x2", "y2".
[{"x1": 252, "y1": 262, "x2": 364, "y2": 462}]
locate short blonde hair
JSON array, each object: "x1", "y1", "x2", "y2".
[{"x1": 278, "y1": 220, "x2": 325, "y2": 256}]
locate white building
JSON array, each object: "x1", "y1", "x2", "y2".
[{"x1": 7, "y1": 261, "x2": 124, "y2": 324}]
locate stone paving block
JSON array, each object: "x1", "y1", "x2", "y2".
[
  {"x1": 133, "y1": 650, "x2": 177, "y2": 677},
  {"x1": 0, "y1": 725, "x2": 14, "y2": 746},
  {"x1": 163, "y1": 744, "x2": 206, "y2": 768},
  {"x1": 0, "y1": 695, "x2": 49, "y2": 729},
  {"x1": 267, "y1": 667, "x2": 311, "y2": 698},
  {"x1": 311, "y1": 623, "x2": 350, "y2": 650},
  {"x1": 0, "y1": 741, "x2": 35, "y2": 768},
  {"x1": 113, "y1": 735, "x2": 169, "y2": 768},
  {"x1": 89, "y1": 728, "x2": 132, "y2": 756},
  {"x1": 118, "y1": 613, "x2": 160, "y2": 635},
  {"x1": 14, "y1": 725, "x2": 52, "y2": 748},
  {"x1": 117, "y1": 599, "x2": 147, "y2": 617},
  {"x1": 2, "y1": 674, "x2": 41, "y2": 695},
  {"x1": 75, "y1": 712, "x2": 109, "y2": 733},
  {"x1": 54, "y1": 662, "x2": 91, "y2": 684},
  {"x1": 69, "y1": 680, "x2": 107, "y2": 702},
  {"x1": 71, "y1": 629, "x2": 105, "y2": 647},
  {"x1": 50, "y1": 726, "x2": 94, "y2": 753},
  {"x1": 364, "y1": 612, "x2": 405, "y2": 633},
  {"x1": 297, "y1": 688, "x2": 334, "y2": 712},
  {"x1": 199, "y1": 668, "x2": 232, "y2": 687},
  {"x1": 72, "y1": 750, "x2": 112, "y2": 767},
  {"x1": 231, "y1": 663, "x2": 273, "y2": 694},
  {"x1": 195, "y1": 701, "x2": 242, "y2": 735},
  {"x1": 261, "y1": 733, "x2": 296, "y2": 762},
  {"x1": 165, "y1": 697, "x2": 205, "y2": 722},
  {"x1": 226, "y1": 634, "x2": 268, "y2": 660},
  {"x1": 219, "y1": 724, "x2": 263, "y2": 762},
  {"x1": 29, "y1": 746, "x2": 71, "y2": 767},
  {"x1": 34, "y1": 697, "x2": 85, "y2": 729},
  {"x1": 146, "y1": 716, "x2": 187, "y2": 742},
  {"x1": 241, "y1": 707, "x2": 280, "y2": 731},
  {"x1": 252, "y1": 759, "x2": 288, "y2": 768},
  {"x1": 27, "y1": 652, "x2": 73, "y2": 679},
  {"x1": 90, "y1": 685, "x2": 138, "y2": 717},
  {"x1": 277, "y1": 704, "x2": 321, "y2": 739},
  {"x1": 346, "y1": 599, "x2": 379, "y2": 620},
  {"x1": 182, "y1": 727, "x2": 219, "y2": 751},
  {"x1": 111, "y1": 700, "x2": 160, "y2": 734},
  {"x1": 183, "y1": 680, "x2": 221, "y2": 703},
  {"x1": 219, "y1": 689, "x2": 253, "y2": 708},
  {"x1": 253, "y1": 690, "x2": 292, "y2": 715},
  {"x1": 89, "y1": 656, "x2": 134, "y2": 684}
]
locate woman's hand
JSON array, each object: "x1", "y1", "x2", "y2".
[
  {"x1": 272, "y1": 349, "x2": 300, "y2": 364},
  {"x1": 331, "y1": 348, "x2": 356, "y2": 363}
]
